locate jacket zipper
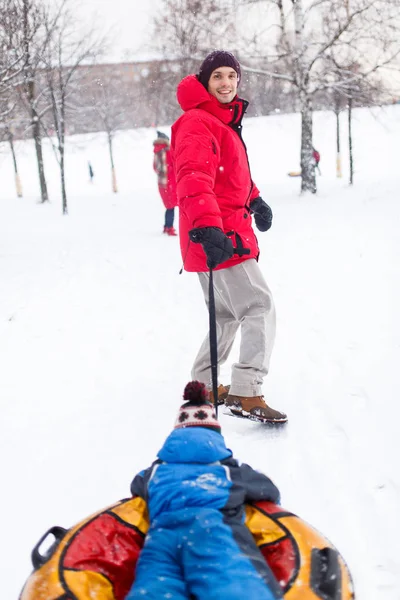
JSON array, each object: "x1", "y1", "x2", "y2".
[{"x1": 230, "y1": 99, "x2": 253, "y2": 209}]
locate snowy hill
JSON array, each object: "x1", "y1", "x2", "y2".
[{"x1": 1, "y1": 105, "x2": 399, "y2": 599}]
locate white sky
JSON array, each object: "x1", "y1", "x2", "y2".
[
  {"x1": 76, "y1": 0, "x2": 266, "y2": 64},
  {"x1": 79, "y1": 0, "x2": 162, "y2": 62}
]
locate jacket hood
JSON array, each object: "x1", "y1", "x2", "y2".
[
  {"x1": 157, "y1": 427, "x2": 232, "y2": 464},
  {"x1": 177, "y1": 74, "x2": 211, "y2": 111}
]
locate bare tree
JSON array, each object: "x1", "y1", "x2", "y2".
[
  {"x1": 0, "y1": 0, "x2": 26, "y2": 97},
  {"x1": 347, "y1": 75, "x2": 384, "y2": 185},
  {"x1": 239, "y1": 0, "x2": 400, "y2": 193},
  {"x1": 326, "y1": 60, "x2": 385, "y2": 184},
  {"x1": 0, "y1": 0, "x2": 25, "y2": 199},
  {"x1": 0, "y1": 122, "x2": 23, "y2": 197},
  {"x1": 153, "y1": 0, "x2": 238, "y2": 78},
  {"x1": 348, "y1": 94, "x2": 354, "y2": 184},
  {"x1": 0, "y1": 0, "x2": 27, "y2": 191},
  {"x1": 17, "y1": 0, "x2": 61, "y2": 202},
  {"x1": 332, "y1": 89, "x2": 345, "y2": 178},
  {"x1": 142, "y1": 61, "x2": 181, "y2": 127},
  {"x1": 41, "y1": 0, "x2": 104, "y2": 214},
  {"x1": 83, "y1": 79, "x2": 132, "y2": 193}
]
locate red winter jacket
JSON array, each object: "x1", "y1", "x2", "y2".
[
  {"x1": 153, "y1": 139, "x2": 177, "y2": 210},
  {"x1": 171, "y1": 75, "x2": 261, "y2": 272}
]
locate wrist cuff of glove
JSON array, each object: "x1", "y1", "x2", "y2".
[
  {"x1": 189, "y1": 226, "x2": 222, "y2": 243},
  {"x1": 250, "y1": 197, "x2": 263, "y2": 214}
]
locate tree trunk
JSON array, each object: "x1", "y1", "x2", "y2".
[
  {"x1": 8, "y1": 130, "x2": 23, "y2": 197},
  {"x1": 60, "y1": 102, "x2": 68, "y2": 214},
  {"x1": 32, "y1": 106, "x2": 49, "y2": 202},
  {"x1": 292, "y1": 0, "x2": 315, "y2": 193},
  {"x1": 300, "y1": 93, "x2": 316, "y2": 193},
  {"x1": 23, "y1": 0, "x2": 48, "y2": 202},
  {"x1": 348, "y1": 97, "x2": 354, "y2": 185},
  {"x1": 108, "y1": 132, "x2": 118, "y2": 193},
  {"x1": 336, "y1": 110, "x2": 342, "y2": 178},
  {"x1": 60, "y1": 145, "x2": 67, "y2": 214}
]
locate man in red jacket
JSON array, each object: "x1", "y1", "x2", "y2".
[{"x1": 171, "y1": 50, "x2": 287, "y2": 423}]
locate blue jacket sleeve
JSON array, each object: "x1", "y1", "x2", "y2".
[
  {"x1": 130, "y1": 471, "x2": 146, "y2": 499},
  {"x1": 238, "y1": 463, "x2": 281, "y2": 504},
  {"x1": 130, "y1": 461, "x2": 160, "y2": 500}
]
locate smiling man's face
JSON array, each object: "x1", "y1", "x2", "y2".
[{"x1": 207, "y1": 67, "x2": 238, "y2": 103}]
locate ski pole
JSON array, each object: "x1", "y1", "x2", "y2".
[{"x1": 208, "y1": 267, "x2": 219, "y2": 415}]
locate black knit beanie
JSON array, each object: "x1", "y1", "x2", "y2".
[
  {"x1": 156, "y1": 130, "x2": 169, "y2": 140},
  {"x1": 198, "y1": 50, "x2": 241, "y2": 89}
]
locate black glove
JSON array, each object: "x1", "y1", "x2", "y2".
[
  {"x1": 250, "y1": 197, "x2": 273, "y2": 232},
  {"x1": 189, "y1": 227, "x2": 234, "y2": 269}
]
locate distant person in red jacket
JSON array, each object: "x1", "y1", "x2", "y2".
[
  {"x1": 153, "y1": 131, "x2": 178, "y2": 236},
  {"x1": 313, "y1": 148, "x2": 321, "y2": 174},
  {"x1": 171, "y1": 50, "x2": 287, "y2": 424}
]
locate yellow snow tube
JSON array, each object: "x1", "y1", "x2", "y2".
[
  {"x1": 19, "y1": 496, "x2": 149, "y2": 600},
  {"x1": 246, "y1": 501, "x2": 355, "y2": 599},
  {"x1": 20, "y1": 498, "x2": 354, "y2": 599}
]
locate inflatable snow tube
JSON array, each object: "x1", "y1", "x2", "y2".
[
  {"x1": 20, "y1": 499, "x2": 354, "y2": 599},
  {"x1": 19, "y1": 496, "x2": 149, "y2": 600},
  {"x1": 246, "y1": 501, "x2": 354, "y2": 599}
]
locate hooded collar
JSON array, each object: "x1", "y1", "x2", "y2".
[
  {"x1": 157, "y1": 427, "x2": 232, "y2": 464},
  {"x1": 177, "y1": 74, "x2": 248, "y2": 128}
]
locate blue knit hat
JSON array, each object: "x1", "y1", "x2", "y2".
[{"x1": 198, "y1": 50, "x2": 241, "y2": 89}]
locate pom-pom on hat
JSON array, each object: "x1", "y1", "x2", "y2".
[
  {"x1": 174, "y1": 381, "x2": 221, "y2": 433},
  {"x1": 198, "y1": 50, "x2": 241, "y2": 89}
]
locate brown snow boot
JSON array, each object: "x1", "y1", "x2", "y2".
[
  {"x1": 225, "y1": 395, "x2": 287, "y2": 423},
  {"x1": 209, "y1": 384, "x2": 230, "y2": 406}
]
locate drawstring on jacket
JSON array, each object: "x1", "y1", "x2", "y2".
[{"x1": 179, "y1": 237, "x2": 191, "y2": 274}]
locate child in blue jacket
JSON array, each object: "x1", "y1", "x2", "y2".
[{"x1": 126, "y1": 381, "x2": 283, "y2": 600}]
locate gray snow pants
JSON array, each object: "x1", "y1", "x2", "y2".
[{"x1": 191, "y1": 259, "x2": 276, "y2": 397}]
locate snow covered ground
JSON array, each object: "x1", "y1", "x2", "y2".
[{"x1": 1, "y1": 104, "x2": 399, "y2": 599}]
